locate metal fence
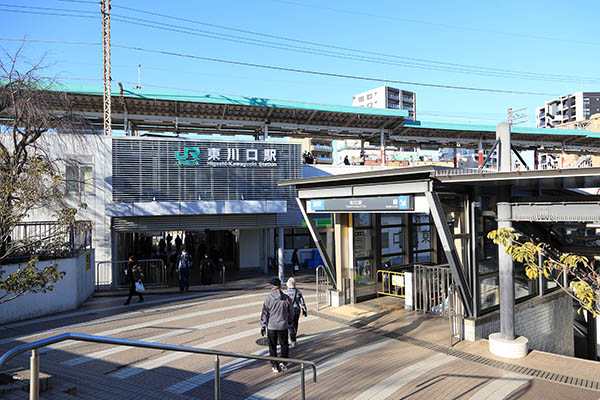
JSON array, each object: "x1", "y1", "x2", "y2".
[
  {"x1": 3, "y1": 221, "x2": 92, "y2": 262},
  {"x1": 413, "y1": 264, "x2": 454, "y2": 316},
  {"x1": 316, "y1": 265, "x2": 331, "y2": 310},
  {"x1": 96, "y1": 259, "x2": 166, "y2": 290},
  {"x1": 376, "y1": 270, "x2": 406, "y2": 298}
]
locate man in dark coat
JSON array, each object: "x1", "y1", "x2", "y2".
[
  {"x1": 260, "y1": 278, "x2": 294, "y2": 373},
  {"x1": 176, "y1": 248, "x2": 192, "y2": 293},
  {"x1": 124, "y1": 256, "x2": 144, "y2": 305}
]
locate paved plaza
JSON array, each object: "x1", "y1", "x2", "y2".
[{"x1": 2, "y1": 283, "x2": 600, "y2": 399}]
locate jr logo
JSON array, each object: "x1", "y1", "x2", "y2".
[{"x1": 174, "y1": 147, "x2": 201, "y2": 160}]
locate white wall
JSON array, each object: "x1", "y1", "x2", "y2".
[
  {"x1": 238, "y1": 229, "x2": 262, "y2": 269},
  {"x1": 25, "y1": 134, "x2": 113, "y2": 279},
  {"x1": 0, "y1": 250, "x2": 95, "y2": 324}
]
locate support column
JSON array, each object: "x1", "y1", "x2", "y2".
[
  {"x1": 277, "y1": 227, "x2": 284, "y2": 283},
  {"x1": 534, "y1": 148, "x2": 539, "y2": 170},
  {"x1": 262, "y1": 229, "x2": 268, "y2": 274},
  {"x1": 264, "y1": 124, "x2": 269, "y2": 141},
  {"x1": 497, "y1": 202, "x2": 515, "y2": 340},
  {"x1": 488, "y1": 202, "x2": 529, "y2": 358},
  {"x1": 496, "y1": 122, "x2": 511, "y2": 172},
  {"x1": 453, "y1": 145, "x2": 458, "y2": 168},
  {"x1": 380, "y1": 128, "x2": 386, "y2": 166}
]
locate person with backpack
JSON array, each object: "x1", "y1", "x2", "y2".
[
  {"x1": 284, "y1": 277, "x2": 307, "y2": 348},
  {"x1": 176, "y1": 247, "x2": 192, "y2": 293},
  {"x1": 260, "y1": 278, "x2": 294, "y2": 374}
]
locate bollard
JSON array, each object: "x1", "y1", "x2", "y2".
[
  {"x1": 30, "y1": 349, "x2": 39, "y2": 400},
  {"x1": 214, "y1": 355, "x2": 220, "y2": 400},
  {"x1": 301, "y1": 363, "x2": 305, "y2": 400}
]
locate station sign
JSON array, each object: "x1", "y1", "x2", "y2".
[
  {"x1": 309, "y1": 195, "x2": 413, "y2": 212},
  {"x1": 174, "y1": 146, "x2": 278, "y2": 168}
]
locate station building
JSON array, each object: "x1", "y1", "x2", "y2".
[{"x1": 18, "y1": 85, "x2": 600, "y2": 360}]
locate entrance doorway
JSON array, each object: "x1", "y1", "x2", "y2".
[{"x1": 115, "y1": 229, "x2": 238, "y2": 287}]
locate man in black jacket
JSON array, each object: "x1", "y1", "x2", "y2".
[{"x1": 124, "y1": 256, "x2": 144, "y2": 305}]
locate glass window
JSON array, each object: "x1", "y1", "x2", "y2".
[
  {"x1": 354, "y1": 229, "x2": 373, "y2": 258},
  {"x1": 412, "y1": 224, "x2": 431, "y2": 252},
  {"x1": 66, "y1": 165, "x2": 93, "y2": 193},
  {"x1": 480, "y1": 276, "x2": 499, "y2": 310},
  {"x1": 367, "y1": 93, "x2": 373, "y2": 100},
  {"x1": 66, "y1": 165, "x2": 79, "y2": 192},
  {"x1": 381, "y1": 226, "x2": 403, "y2": 255},
  {"x1": 381, "y1": 214, "x2": 404, "y2": 226},
  {"x1": 354, "y1": 213, "x2": 371, "y2": 227}
]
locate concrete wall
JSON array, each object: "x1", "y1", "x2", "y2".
[
  {"x1": 238, "y1": 229, "x2": 261, "y2": 269},
  {"x1": 25, "y1": 134, "x2": 113, "y2": 270},
  {"x1": 0, "y1": 250, "x2": 95, "y2": 324},
  {"x1": 464, "y1": 290, "x2": 574, "y2": 356}
]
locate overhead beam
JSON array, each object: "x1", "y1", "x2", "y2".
[{"x1": 511, "y1": 202, "x2": 600, "y2": 223}]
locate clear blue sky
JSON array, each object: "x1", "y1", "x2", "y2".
[{"x1": 2, "y1": 0, "x2": 599, "y2": 126}]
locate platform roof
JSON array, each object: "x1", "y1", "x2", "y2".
[{"x1": 22, "y1": 83, "x2": 600, "y2": 153}]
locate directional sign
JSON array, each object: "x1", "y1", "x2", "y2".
[{"x1": 309, "y1": 195, "x2": 414, "y2": 212}]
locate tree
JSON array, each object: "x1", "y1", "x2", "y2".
[
  {"x1": 0, "y1": 47, "x2": 90, "y2": 304},
  {"x1": 488, "y1": 227, "x2": 598, "y2": 316}
]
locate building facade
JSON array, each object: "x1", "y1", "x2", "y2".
[
  {"x1": 352, "y1": 86, "x2": 416, "y2": 120},
  {"x1": 288, "y1": 137, "x2": 334, "y2": 164},
  {"x1": 536, "y1": 92, "x2": 600, "y2": 128}
]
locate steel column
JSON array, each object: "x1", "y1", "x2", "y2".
[
  {"x1": 497, "y1": 202, "x2": 515, "y2": 339},
  {"x1": 214, "y1": 355, "x2": 221, "y2": 400},
  {"x1": 425, "y1": 191, "x2": 473, "y2": 317},
  {"x1": 277, "y1": 227, "x2": 284, "y2": 283}
]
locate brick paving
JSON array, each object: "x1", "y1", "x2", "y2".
[{"x1": 1, "y1": 283, "x2": 600, "y2": 399}]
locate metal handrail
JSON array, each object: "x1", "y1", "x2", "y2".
[{"x1": 0, "y1": 332, "x2": 317, "y2": 400}]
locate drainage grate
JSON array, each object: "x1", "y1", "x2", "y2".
[{"x1": 313, "y1": 310, "x2": 600, "y2": 391}]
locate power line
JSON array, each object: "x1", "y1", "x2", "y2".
[
  {"x1": 0, "y1": 37, "x2": 560, "y2": 96},
  {"x1": 269, "y1": 0, "x2": 600, "y2": 48},
  {"x1": 63, "y1": 1, "x2": 600, "y2": 84},
  {"x1": 8, "y1": 5, "x2": 600, "y2": 84}
]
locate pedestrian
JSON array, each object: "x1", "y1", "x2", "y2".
[
  {"x1": 359, "y1": 150, "x2": 365, "y2": 166},
  {"x1": 284, "y1": 277, "x2": 307, "y2": 348},
  {"x1": 291, "y1": 248, "x2": 300, "y2": 277},
  {"x1": 176, "y1": 247, "x2": 192, "y2": 293},
  {"x1": 343, "y1": 155, "x2": 350, "y2": 165},
  {"x1": 166, "y1": 233, "x2": 173, "y2": 252},
  {"x1": 175, "y1": 234, "x2": 183, "y2": 253},
  {"x1": 260, "y1": 278, "x2": 294, "y2": 374},
  {"x1": 200, "y1": 253, "x2": 215, "y2": 285},
  {"x1": 124, "y1": 255, "x2": 144, "y2": 305}
]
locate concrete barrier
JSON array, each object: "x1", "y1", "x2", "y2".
[{"x1": 0, "y1": 250, "x2": 95, "y2": 324}]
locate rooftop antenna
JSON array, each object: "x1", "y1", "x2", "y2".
[{"x1": 136, "y1": 64, "x2": 142, "y2": 89}]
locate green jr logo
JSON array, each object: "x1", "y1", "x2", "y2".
[{"x1": 174, "y1": 147, "x2": 201, "y2": 160}]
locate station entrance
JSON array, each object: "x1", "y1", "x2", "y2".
[{"x1": 115, "y1": 229, "x2": 237, "y2": 287}]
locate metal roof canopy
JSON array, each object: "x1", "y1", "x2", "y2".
[
  {"x1": 30, "y1": 84, "x2": 600, "y2": 152},
  {"x1": 282, "y1": 166, "x2": 600, "y2": 192}
]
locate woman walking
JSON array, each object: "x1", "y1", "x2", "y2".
[
  {"x1": 284, "y1": 277, "x2": 307, "y2": 347},
  {"x1": 124, "y1": 256, "x2": 144, "y2": 305}
]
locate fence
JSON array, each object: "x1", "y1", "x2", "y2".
[
  {"x1": 376, "y1": 270, "x2": 406, "y2": 298},
  {"x1": 3, "y1": 221, "x2": 92, "y2": 262},
  {"x1": 96, "y1": 259, "x2": 166, "y2": 290},
  {"x1": 413, "y1": 264, "x2": 454, "y2": 316},
  {"x1": 316, "y1": 265, "x2": 331, "y2": 310}
]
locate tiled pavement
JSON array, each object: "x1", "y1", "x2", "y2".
[{"x1": 2, "y1": 284, "x2": 600, "y2": 399}]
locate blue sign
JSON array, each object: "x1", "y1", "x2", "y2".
[{"x1": 309, "y1": 196, "x2": 414, "y2": 212}]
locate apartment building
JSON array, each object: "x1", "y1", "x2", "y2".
[
  {"x1": 536, "y1": 92, "x2": 600, "y2": 128},
  {"x1": 352, "y1": 85, "x2": 416, "y2": 120}
]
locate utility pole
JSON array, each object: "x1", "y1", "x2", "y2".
[
  {"x1": 101, "y1": 0, "x2": 112, "y2": 136},
  {"x1": 507, "y1": 107, "x2": 528, "y2": 126}
]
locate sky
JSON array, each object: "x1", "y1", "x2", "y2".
[{"x1": 2, "y1": 0, "x2": 600, "y2": 127}]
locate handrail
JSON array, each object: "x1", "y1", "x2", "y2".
[{"x1": 0, "y1": 332, "x2": 317, "y2": 400}]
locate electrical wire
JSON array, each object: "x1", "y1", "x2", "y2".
[
  {"x1": 0, "y1": 37, "x2": 560, "y2": 96},
  {"x1": 7, "y1": 5, "x2": 600, "y2": 84},
  {"x1": 57, "y1": 1, "x2": 600, "y2": 84}
]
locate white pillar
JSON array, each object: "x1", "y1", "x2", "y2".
[
  {"x1": 278, "y1": 227, "x2": 284, "y2": 283},
  {"x1": 262, "y1": 229, "x2": 268, "y2": 274}
]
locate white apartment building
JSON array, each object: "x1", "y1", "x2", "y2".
[
  {"x1": 352, "y1": 85, "x2": 416, "y2": 120},
  {"x1": 536, "y1": 92, "x2": 600, "y2": 128}
]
